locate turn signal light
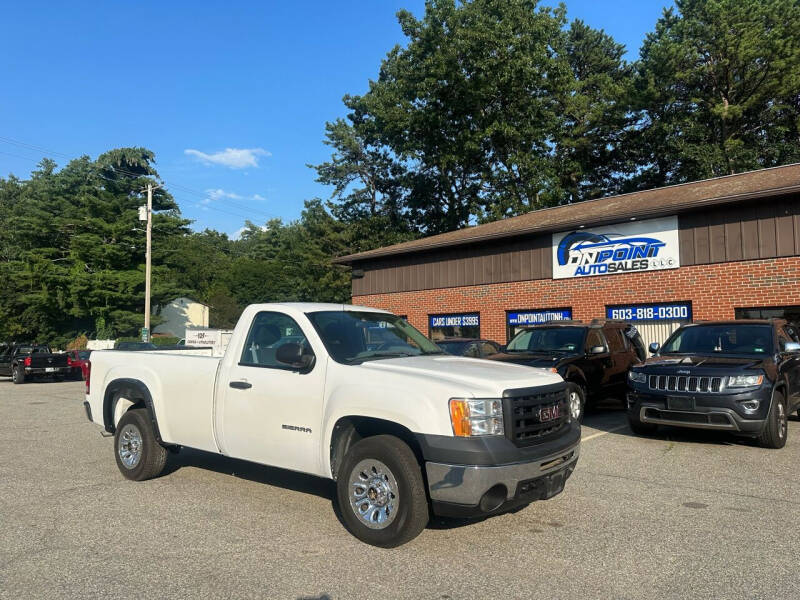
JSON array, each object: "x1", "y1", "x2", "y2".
[
  {"x1": 23, "y1": 357, "x2": 31, "y2": 367},
  {"x1": 449, "y1": 398, "x2": 504, "y2": 437},
  {"x1": 85, "y1": 361, "x2": 91, "y2": 395}
]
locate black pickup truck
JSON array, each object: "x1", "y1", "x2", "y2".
[
  {"x1": 0, "y1": 344, "x2": 70, "y2": 384},
  {"x1": 626, "y1": 320, "x2": 800, "y2": 448},
  {"x1": 489, "y1": 320, "x2": 645, "y2": 422}
]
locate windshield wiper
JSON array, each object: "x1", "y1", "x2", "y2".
[{"x1": 421, "y1": 349, "x2": 446, "y2": 355}]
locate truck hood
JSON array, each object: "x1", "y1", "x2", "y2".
[
  {"x1": 640, "y1": 354, "x2": 767, "y2": 370},
  {"x1": 360, "y1": 355, "x2": 562, "y2": 395},
  {"x1": 489, "y1": 351, "x2": 572, "y2": 369}
]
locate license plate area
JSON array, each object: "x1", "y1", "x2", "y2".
[
  {"x1": 667, "y1": 396, "x2": 694, "y2": 411},
  {"x1": 45, "y1": 367, "x2": 56, "y2": 373}
]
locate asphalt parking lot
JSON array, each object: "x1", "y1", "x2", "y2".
[{"x1": 2, "y1": 381, "x2": 800, "y2": 599}]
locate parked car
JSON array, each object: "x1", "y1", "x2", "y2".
[
  {"x1": 436, "y1": 337, "x2": 501, "y2": 358},
  {"x1": 488, "y1": 320, "x2": 645, "y2": 422},
  {"x1": 627, "y1": 319, "x2": 800, "y2": 448},
  {"x1": 84, "y1": 303, "x2": 580, "y2": 547},
  {"x1": 66, "y1": 349, "x2": 92, "y2": 380},
  {"x1": 0, "y1": 343, "x2": 71, "y2": 384}
]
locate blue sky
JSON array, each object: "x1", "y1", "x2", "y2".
[{"x1": 0, "y1": 0, "x2": 669, "y2": 238}]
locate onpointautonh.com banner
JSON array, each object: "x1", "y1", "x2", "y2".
[{"x1": 552, "y1": 216, "x2": 680, "y2": 280}]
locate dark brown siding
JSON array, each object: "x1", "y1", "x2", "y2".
[{"x1": 351, "y1": 196, "x2": 800, "y2": 296}]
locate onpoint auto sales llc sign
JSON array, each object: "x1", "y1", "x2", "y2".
[{"x1": 552, "y1": 216, "x2": 680, "y2": 279}]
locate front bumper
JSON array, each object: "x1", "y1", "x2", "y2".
[
  {"x1": 627, "y1": 386, "x2": 771, "y2": 434},
  {"x1": 425, "y1": 440, "x2": 580, "y2": 518}
]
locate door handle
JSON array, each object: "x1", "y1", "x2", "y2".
[{"x1": 229, "y1": 380, "x2": 252, "y2": 390}]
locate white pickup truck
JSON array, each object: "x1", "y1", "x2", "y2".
[{"x1": 84, "y1": 303, "x2": 580, "y2": 547}]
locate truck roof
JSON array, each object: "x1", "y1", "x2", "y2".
[{"x1": 249, "y1": 302, "x2": 392, "y2": 315}]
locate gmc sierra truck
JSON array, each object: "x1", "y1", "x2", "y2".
[{"x1": 84, "y1": 303, "x2": 580, "y2": 547}]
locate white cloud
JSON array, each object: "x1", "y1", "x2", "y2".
[
  {"x1": 206, "y1": 188, "x2": 243, "y2": 200},
  {"x1": 184, "y1": 147, "x2": 270, "y2": 169},
  {"x1": 202, "y1": 188, "x2": 265, "y2": 206}
]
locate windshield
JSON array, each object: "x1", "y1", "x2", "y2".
[
  {"x1": 661, "y1": 324, "x2": 773, "y2": 355},
  {"x1": 307, "y1": 311, "x2": 444, "y2": 364},
  {"x1": 507, "y1": 327, "x2": 585, "y2": 353}
]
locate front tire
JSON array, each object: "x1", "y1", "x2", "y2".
[
  {"x1": 336, "y1": 435, "x2": 429, "y2": 548},
  {"x1": 758, "y1": 391, "x2": 787, "y2": 449},
  {"x1": 114, "y1": 408, "x2": 167, "y2": 480},
  {"x1": 566, "y1": 382, "x2": 586, "y2": 423},
  {"x1": 12, "y1": 365, "x2": 25, "y2": 385}
]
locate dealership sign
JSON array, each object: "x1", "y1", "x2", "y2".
[
  {"x1": 507, "y1": 309, "x2": 572, "y2": 326},
  {"x1": 607, "y1": 302, "x2": 692, "y2": 322},
  {"x1": 429, "y1": 313, "x2": 480, "y2": 328},
  {"x1": 552, "y1": 216, "x2": 680, "y2": 279}
]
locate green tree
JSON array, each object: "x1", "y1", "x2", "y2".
[{"x1": 631, "y1": 0, "x2": 800, "y2": 187}]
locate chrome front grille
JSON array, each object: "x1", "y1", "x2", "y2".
[{"x1": 648, "y1": 374, "x2": 722, "y2": 393}]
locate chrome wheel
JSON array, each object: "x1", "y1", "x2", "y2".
[
  {"x1": 569, "y1": 390, "x2": 582, "y2": 420},
  {"x1": 118, "y1": 423, "x2": 143, "y2": 469},
  {"x1": 348, "y1": 459, "x2": 399, "y2": 530},
  {"x1": 777, "y1": 401, "x2": 787, "y2": 440}
]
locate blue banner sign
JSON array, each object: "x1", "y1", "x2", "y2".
[
  {"x1": 507, "y1": 309, "x2": 572, "y2": 326},
  {"x1": 606, "y1": 302, "x2": 691, "y2": 322},
  {"x1": 429, "y1": 313, "x2": 480, "y2": 328}
]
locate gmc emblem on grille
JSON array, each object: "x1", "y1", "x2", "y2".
[{"x1": 539, "y1": 405, "x2": 560, "y2": 422}]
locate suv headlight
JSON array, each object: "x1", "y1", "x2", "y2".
[
  {"x1": 727, "y1": 374, "x2": 764, "y2": 388},
  {"x1": 449, "y1": 398, "x2": 504, "y2": 437},
  {"x1": 629, "y1": 371, "x2": 647, "y2": 384}
]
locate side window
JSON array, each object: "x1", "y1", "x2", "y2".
[
  {"x1": 585, "y1": 330, "x2": 606, "y2": 352},
  {"x1": 465, "y1": 343, "x2": 480, "y2": 358},
  {"x1": 480, "y1": 341, "x2": 498, "y2": 356},
  {"x1": 607, "y1": 329, "x2": 625, "y2": 353},
  {"x1": 777, "y1": 327, "x2": 794, "y2": 351},
  {"x1": 240, "y1": 312, "x2": 311, "y2": 368}
]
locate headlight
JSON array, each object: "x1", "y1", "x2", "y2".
[
  {"x1": 727, "y1": 374, "x2": 764, "y2": 388},
  {"x1": 449, "y1": 398, "x2": 504, "y2": 437},
  {"x1": 628, "y1": 371, "x2": 647, "y2": 384}
]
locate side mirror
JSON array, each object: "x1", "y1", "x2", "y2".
[
  {"x1": 649, "y1": 342, "x2": 660, "y2": 354},
  {"x1": 784, "y1": 342, "x2": 800, "y2": 353},
  {"x1": 276, "y1": 343, "x2": 315, "y2": 370},
  {"x1": 588, "y1": 345, "x2": 606, "y2": 355}
]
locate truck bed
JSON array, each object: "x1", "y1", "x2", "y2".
[{"x1": 88, "y1": 350, "x2": 222, "y2": 452}]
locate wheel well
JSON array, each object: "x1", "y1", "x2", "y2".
[
  {"x1": 102, "y1": 379, "x2": 161, "y2": 441},
  {"x1": 329, "y1": 416, "x2": 424, "y2": 481}
]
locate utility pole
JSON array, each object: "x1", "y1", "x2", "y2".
[{"x1": 143, "y1": 183, "x2": 153, "y2": 342}]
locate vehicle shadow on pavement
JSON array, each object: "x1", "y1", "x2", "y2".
[{"x1": 163, "y1": 447, "x2": 336, "y2": 501}]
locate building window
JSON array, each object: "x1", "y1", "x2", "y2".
[
  {"x1": 429, "y1": 313, "x2": 480, "y2": 341},
  {"x1": 506, "y1": 308, "x2": 572, "y2": 342},
  {"x1": 735, "y1": 306, "x2": 800, "y2": 329}
]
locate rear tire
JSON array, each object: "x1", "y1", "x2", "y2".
[
  {"x1": 566, "y1": 382, "x2": 586, "y2": 423},
  {"x1": 12, "y1": 365, "x2": 25, "y2": 385},
  {"x1": 758, "y1": 391, "x2": 787, "y2": 449},
  {"x1": 114, "y1": 408, "x2": 167, "y2": 480},
  {"x1": 336, "y1": 435, "x2": 429, "y2": 548},
  {"x1": 628, "y1": 407, "x2": 657, "y2": 436}
]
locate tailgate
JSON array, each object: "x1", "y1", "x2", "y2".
[{"x1": 29, "y1": 354, "x2": 69, "y2": 368}]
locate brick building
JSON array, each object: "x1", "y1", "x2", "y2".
[{"x1": 334, "y1": 165, "x2": 800, "y2": 349}]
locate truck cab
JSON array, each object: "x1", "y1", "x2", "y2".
[{"x1": 85, "y1": 303, "x2": 580, "y2": 547}]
